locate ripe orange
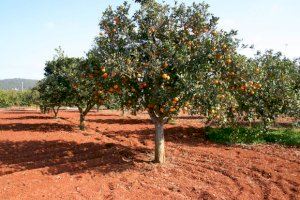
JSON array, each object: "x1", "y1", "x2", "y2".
[
  {"x1": 172, "y1": 97, "x2": 179, "y2": 103},
  {"x1": 226, "y1": 59, "x2": 232, "y2": 65},
  {"x1": 215, "y1": 54, "x2": 222, "y2": 60},
  {"x1": 102, "y1": 73, "x2": 108, "y2": 79},
  {"x1": 213, "y1": 80, "x2": 220, "y2": 85},
  {"x1": 162, "y1": 73, "x2": 170, "y2": 80},
  {"x1": 255, "y1": 68, "x2": 260, "y2": 74},
  {"x1": 169, "y1": 107, "x2": 176, "y2": 112},
  {"x1": 139, "y1": 82, "x2": 147, "y2": 89},
  {"x1": 240, "y1": 85, "x2": 247, "y2": 91}
]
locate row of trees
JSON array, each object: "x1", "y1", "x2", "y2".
[
  {"x1": 0, "y1": 90, "x2": 39, "y2": 108},
  {"x1": 37, "y1": 0, "x2": 300, "y2": 163}
]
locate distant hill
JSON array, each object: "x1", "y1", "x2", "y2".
[{"x1": 0, "y1": 79, "x2": 39, "y2": 90}]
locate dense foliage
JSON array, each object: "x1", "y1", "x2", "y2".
[
  {"x1": 36, "y1": 48, "x2": 114, "y2": 129},
  {"x1": 32, "y1": 0, "x2": 299, "y2": 163},
  {"x1": 0, "y1": 90, "x2": 39, "y2": 108}
]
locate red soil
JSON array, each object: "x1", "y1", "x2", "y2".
[{"x1": 0, "y1": 109, "x2": 299, "y2": 200}]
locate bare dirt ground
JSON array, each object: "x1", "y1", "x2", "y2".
[{"x1": 0, "y1": 109, "x2": 299, "y2": 200}]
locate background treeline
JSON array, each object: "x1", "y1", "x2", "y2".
[{"x1": 0, "y1": 90, "x2": 39, "y2": 108}]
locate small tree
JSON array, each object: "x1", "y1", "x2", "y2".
[
  {"x1": 37, "y1": 77, "x2": 68, "y2": 118},
  {"x1": 39, "y1": 48, "x2": 75, "y2": 118},
  {"x1": 95, "y1": 0, "x2": 223, "y2": 163},
  {"x1": 67, "y1": 53, "x2": 109, "y2": 130}
]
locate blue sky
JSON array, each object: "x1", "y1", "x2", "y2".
[{"x1": 0, "y1": 0, "x2": 299, "y2": 80}]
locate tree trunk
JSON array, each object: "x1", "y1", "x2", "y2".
[
  {"x1": 40, "y1": 106, "x2": 44, "y2": 114},
  {"x1": 52, "y1": 107, "x2": 59, "y2": 118},
  {"x1": 154, "y1": 121, "x2": 165, "y2": 163},
  {"x1": 121, "y1": 107, "x2": 125, "y2": 116},
  {"x1": 97, "y1": 105, "x2": 100, "y2": 112},
  {"x1": 79, "y1": 114, "x2": 85, "y2": 131},
  {"x1": 132, "y1": 109, "x2": 137, "y2": 116}
]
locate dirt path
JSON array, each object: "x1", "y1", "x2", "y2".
[{"x1": 0, "y1": 109, "x2": 299, "y2": 199}]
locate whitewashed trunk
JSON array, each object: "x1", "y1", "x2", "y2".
[{"x1": 154, "y1": 121, "x2": 165, "y2": 163}]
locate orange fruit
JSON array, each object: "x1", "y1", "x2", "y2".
[{"x1": 102, "y1": 73, "x2": 108, "y2": 79}]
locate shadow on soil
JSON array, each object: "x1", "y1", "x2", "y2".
[
  {"x1": 87, "y1": 118, "x2": 152, "y2": 125},
  {"x1": 1, "y1": 111, "x2": 40, "y2": 115},
  {"x1": 3, "y1": 116, "x2": 54, "y2": 120},
  {"x1": 0, "y1": 140, "x2": 150, "y2": 176},
  {"x1": 87, "y1": 113, "x2": 120, "y2": 117},
  {"x1": 0, "y1": 123, "x2": 74, "y2": 132},
  {"x1": 104, "y1": 126, "x2": 206, "y2": 146}
]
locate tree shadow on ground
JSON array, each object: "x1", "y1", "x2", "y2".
[
  {"x1": 88, "y1": 113, "x2": 120, "y2": 117},
  {"x1": 0, "y1": 123, "x2": 74, "y2": 132},
  {"x1": 105, "y1": 126, "x2": 206, "y2": 146},
  {"x1": 3, "y1": 116, "x2": 54, "y2": 120},
  {"x1": 1, "y1": 111, "x2": 39, "y2": 115},
  {"x1": 0, "y1": 140, "x2": 150, "y2": 176},
  {"x1": 87, "y1": 118, "x2": 152, "y2": 125}
]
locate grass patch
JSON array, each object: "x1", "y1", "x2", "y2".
[{"x1": 205, "y1": 127, "x2": 300, "y2": 147}]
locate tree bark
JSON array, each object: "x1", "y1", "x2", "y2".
[
  {"x1": 78, "y1": 104, "x2": 94, "y2": 131},
  {"x1": 132, "y1": 109, "x2": 137, "y2": 116},
  {"x1": 79, "y1": 114, "x2": 85, "y2": 131},
  {"x1": 52, "y1": 107, "x2": 59, "y2": 118},
  {"x1": 148, "y1": 109, "x2": 167, "y2": 164},
  {"x1": 121, "y1": 106, "x2": 125, "y2": 116},
  {"x1": 54, "y1": 111, "x2": 58, "y2": 118},
  {"x1": 154, "y1": 121, "x2": 165, "y2": 163},
  {"x1": 40, "y1": 106, "x2": 44, "y2": 114}
]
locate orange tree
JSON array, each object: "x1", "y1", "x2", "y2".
[
  {"x1": 67, "y1": 52, "x2": 111, "y2": 130},
  {"x1": 191, "y1": 48, "x2": 300, "y2": 129},
  {"x1": 42, "y1": 48, "x2": 111, "y2": 129},
  {"x1": 36, "y1": 76, "x2": 69, "y2": 118},
  {"x1": 94, "y1": 0, "x2": 229, "y2": 163},
  {"x1": 234, "y1": 51, "x2": 300, "y2": 128},
  {"x1": 41, "y1": 49, "x2": 78, "y2": 118},
  {"x1": 190, "y1": 30, "x2": 243, "y2": 125}
]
